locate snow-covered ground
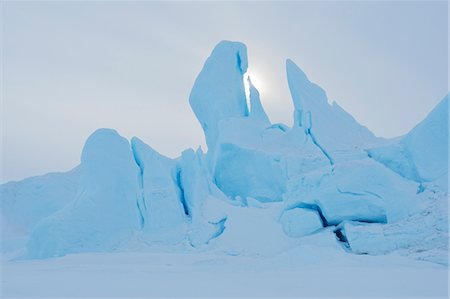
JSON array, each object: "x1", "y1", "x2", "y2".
[{"x1": 1, "y1": 242, "x2": 448, "y2": 298}]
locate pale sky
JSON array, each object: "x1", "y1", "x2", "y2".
[{"x1": 2, "y1": 1, "x2": 448, "y2": 183}]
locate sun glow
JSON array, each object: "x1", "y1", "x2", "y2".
[
  {"x1": 244, "y1": 70, "x2": 264, "y2": 94},
  {"x1": 243, "y1": 70, "x2": 265, "y2": 109}
]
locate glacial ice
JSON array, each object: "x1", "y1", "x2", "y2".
[
  {"x1": 178, "y1": 148, "x2": 228, "y2": 247},
  {"x1": 190, "y1": 41, "x2": 317, "y2": 203},
  {"x1": 189, "y1": 41, "x2": 249, "y2": 153},
  {"x1": 336, "y1": 184, "x2": 449, "y2": 265},
  {"x1": 0, "y1": 168, "x2": 80, "y2": 252},
  {"x1": 1, "y1": 40, "x2": 447, "y2": 264},
  {"x1": 286, "y1": 59, "x2": 379, "y2": 160},
  {"x1": 247, "y1": 76, "x2": 271, "y2": 125},
  {"x1": 26, "y1": 129, "x2": 142, "y2": 258},
  {"x1": 279, "y1": 207, "x2": 323, "y2": 237},
  {"x1": 131, "y1": 137, "x2": 187, "y2": 244},
  {"x1": 214, "y1": 143, "x2": 286, "y2": 202},
  {"x1": 0, "y1": 167, "x2": 80, "y2": 233},
  {"x1": 368, "y1": 95, "x2": 449, "y2": 184},
  {"x1": 284, "y1": 158, "x2": 420, "y2": 225}
]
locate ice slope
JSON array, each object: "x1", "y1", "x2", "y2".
[
  {"x1": 403, "y1": 95, "x2": 449, "y2": 182},
  {"x1": 130, "y1": 137, "x2": 187, "y2": 244},
  {"x1": 1, "y1": 168, "x2": 80, "y2": 253},
  {"x1": 26, "y1": 129, "x2": 142, "y2": 258},
  {"x1": 286, "y1": 59, "x2": 380, "y2": 162},
  {"x1": 368, "y1": 95, "x2": 449, "y2": 184},
  {"x1": 0, "y1": 167, "x2": 80, "y2": 233}
]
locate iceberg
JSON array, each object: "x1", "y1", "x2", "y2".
[
  {"x1": 0, "y1": 40, "x2": 445, "y2": 265},
  {"x1": 336, "y1": 185, "x2": 449, "y2": 265},
  {"x1": 284, "y1": 158, "x2": 419, "y2": 226},
  {"x1": 178, "y1": 148, "x2": 228, "y2": 247},
  {"x1": 286, "y1": 59, "x2": 380, "y2": 162},
  {"x1": 368, "y1": 95, "x2": 449, "y2": 185},
  {"x1": 279, "y1": 207, "x2": 323, "y2": 238},
  {"x1": 190, "y1": 42, "x2": 330, "y2": 203},
  {"x1": 26, "y1": 129, "x2": 142, "y2": 258},
  {"x1": 189, "y1": 41, "x2": 249, "y2": 153},
  {"x1": 131, "y1": 137, "x2": 187, "y2": 244},
  {"x1": 247, "y1": 76, "x2": 271, "y2": 125},
  {"x1": 0, "y1": 167, "x2": 80, "y2": 233}
]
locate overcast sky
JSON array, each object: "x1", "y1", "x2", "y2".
[{"x1": 2, "y1": 1, "x2": 448, "y2": 183}]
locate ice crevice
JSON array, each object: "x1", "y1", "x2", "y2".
[
  {"x1": 284, "y1": 199, "x2": 388, "y2": 247},
  {"x1": 175, "y1": 166, "x2": 191, "y2": 218},
  {"x1": 333, "y1": 226, "x2": 349, "y2": 245},
  {"x1": 305, "y1": 112, "x2": 334, "y2": 166},
  {"x1": 285, "y1": 202, "x2": 329, "y2": 227},
  {"x1": 283, "y1": 202, "x2": 348, "y2": 244},
  {"x1": 268, "y1": 123, "x2": 289, "y2": 132},
  {"x1": 206, "y1": 217, "x2": 227, "y2": 244},
  {"x1": 135, "y1": 201, "x2": 145, "y2": 230},
  {"x1": 130, "y1": 142, "x2": 146, "y2": 230},
  {"x1": 361, "y1": 190, "x2": 382, "y2": 199},
  {"x1": 337, "y1": 188, "x2": 368, "y2": 197}
]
